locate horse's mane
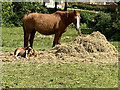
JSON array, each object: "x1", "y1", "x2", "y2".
[{"x1": 54, "y1": 11, "x2": 73, "y2": 17}]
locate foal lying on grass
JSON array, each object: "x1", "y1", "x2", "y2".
[{"x1": 14, "y1": 46, "x2": 36, "y2": 59}]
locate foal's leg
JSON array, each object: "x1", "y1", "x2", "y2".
[{"x1": 29, "y1": 30, "x2": 36, "y2": 48}]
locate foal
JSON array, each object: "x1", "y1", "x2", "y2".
[
  {"x1": 14, "y1": 46, "x2": 36, "y2": 59},
  {"x1": 23, "y1": 10, "x2": 81, "y2": 47}
]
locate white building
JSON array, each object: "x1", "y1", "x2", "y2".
[{"x1": 42, "y1": 0, "x2": 64, "y2": 8}]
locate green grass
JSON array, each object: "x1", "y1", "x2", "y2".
[
  {"x1": 1, "y1": 27, "x2": 119, "y2": 88},
  {"x1": 2, "y1": 27, "x2": 119, "y2": 51},
  {"x1": 110, "y1": 41, "x2": 119, "y2": 51},
  {"x1": 2, "y1": 27, "x2": 78, "y2": 51},
  {"x1": 2, "y1": 62, "x2": 118, "y2": 88}
]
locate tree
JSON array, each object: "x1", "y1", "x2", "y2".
[
  {"x1": 55, "y1": 2, "x2": 58, "y2": 11},
  {"x1": 43, "y1": 2, "x2": 46, "y2": 7},
  {"x1": 2, "y1": 2, "x2": 48, "y2": 27},
  {"x1": 64, "y1": 2, "x2": 67, "y2": 11},
  {"x1": 112, "y1": 2, "x2": 120, "y2": 31}
]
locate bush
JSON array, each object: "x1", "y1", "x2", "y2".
[
  {"x1": 94, "y1": 9, "x2": 120, "y2": 41},
  {"x1": 94, "y1": 12, "x2": 112, "y2": 32},
  {"x1": 80, "y1": 11, "x2": 97, "y2": 28},
  {"x1": 112, "y1": 6, "x2": 120, "y2": 31},
  {"x1": 111, "y1": 5, "x2": 120, "y2": 41},
  {"x1": 2, "y1": 2, "x2": 48, "y2": 27},
  {"x1": 93, "y1": 12, "x2": 113, "y2": 40},
  {"x1": 80, "y1": 9, "x2": 119, "y2": 41},
  {"x1": 2, "y1": 2, "x2": 15, "y2": 27}
]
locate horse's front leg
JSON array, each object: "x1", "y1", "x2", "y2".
[
  {"x1": 52, "y1": 32, "x2": 62, "y2": 47},
  {"x1": 24, "y1": 33, "x2": 30, "y2": 48},
  {"x1": 57, "y1": 33, "x2": 62, "y2": 45}
]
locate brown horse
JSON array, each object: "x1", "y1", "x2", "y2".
[{"x1": 23, "y1": 10, "x2": 81, "y2": 48}]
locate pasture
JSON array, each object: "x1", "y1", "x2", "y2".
[
  {"x1": 2, "y1": 27, "x2": 78, "y2": 51},
  {"x1": 1, "y1": 27, "x2": 119, "y2": 88},
  {"x1": 2, "y1": 27, "x2": 119, "y2": 51}
]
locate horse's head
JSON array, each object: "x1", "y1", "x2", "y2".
[{"x1": 73, "y1": 10, "x2": 81, "y2": 31}]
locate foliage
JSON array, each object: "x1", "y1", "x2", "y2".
[
  {"x1": 80, "y1": 9, "x2": 119, "y2": 41},
  {"x1": 2, "y1": 2, "x2": 48, "y2": 27},
  {"x1": 70, "y1": 3, "x2": 116, "y2": 13},
  {"x1": 80, "y1": 11, "x2": 97, "y2": 28},
  {"x1": 93, "y1": 10, "x2": 120, "y2": 41},
  {"x1": 111, "y1": 5, "x2": 120, "y2": 41},
  {"x1": 112, "y1": 6, "x2": 120, "y2": 31},
  {"x1": 2, "y1": 2, "x2": 15, "y2": 27},
  {"x1": 94, "y1": 12, "x2": 112, "y2": 33}
]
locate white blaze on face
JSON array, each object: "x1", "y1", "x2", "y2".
[{"x1": 77, "y1": 16, "x2": 79, "y2": 30}]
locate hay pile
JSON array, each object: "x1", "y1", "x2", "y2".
[
  {"x1": 32, "y1": 31, "x2": 118, "y2": 64},
  {"x1": 2, "y1": 31, "x2": 118, "y2": 64}
]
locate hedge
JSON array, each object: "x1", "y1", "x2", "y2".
[{"x1": 2, "y1": 2, "x2": 48, "y2": 27}]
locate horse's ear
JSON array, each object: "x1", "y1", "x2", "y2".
[{"x1": 74, "y1": 10, "x2": 77, "y2": 15}]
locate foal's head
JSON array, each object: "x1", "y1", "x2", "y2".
[{"x1": 72, "y1": 10, "x2": 81, "y2": 31}]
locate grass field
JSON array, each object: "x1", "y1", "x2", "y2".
[
  {"x1": 1, "y1": 27, "x2": 119, "y2": 88},
  {"x1": 2, "y1": 62, "x2": 118, "y2": 88},
  {"x1": 2, "y1": 27, "x2": 119, "y2": 51},
  {"x1": 2, "y1": 27, "x2": 78, "y2": 51}
]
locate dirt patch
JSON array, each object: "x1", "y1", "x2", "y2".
[{"x1": 1, "y1": 31, "x2": 118, "y2": 64}]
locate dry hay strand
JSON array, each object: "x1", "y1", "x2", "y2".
[{"x1": 2, "y1": 31, "x2": 118, "y2": 64}]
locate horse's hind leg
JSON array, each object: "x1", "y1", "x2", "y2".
[{"x1": 29, "y1": 30, "x2": 36, "y2": 48}]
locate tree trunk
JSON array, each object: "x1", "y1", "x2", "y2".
[
  {"x1": 64, "y1": 2, "x2": 67, "y2": 11},
  {"x1": 55, "y1": 2, "x2": 58, "y2": 11},
  {"x1": 43, "y1": 2, "x2": 46, "y2": 7}
]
